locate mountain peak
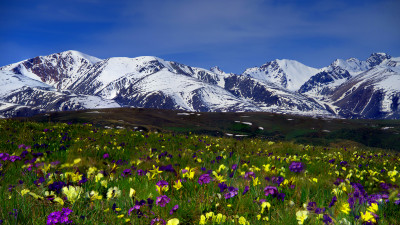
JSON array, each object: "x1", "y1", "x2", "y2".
[
  {"x1": 56, "y1": 50, "x2": 103, "y2": 64},
  {"x1": 367, "y1": 52, "x2": 391, "y2": 67}
]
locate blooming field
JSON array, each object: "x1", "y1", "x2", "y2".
[{"x1": 0, "y1": 120, "x2": 399, "y2": 224}]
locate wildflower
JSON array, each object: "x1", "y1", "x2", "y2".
[
  {"x1": 21, "y1": 189, "x2": 30, "y2": 196},
  {"x1": 156, "y1": 195, "x2": 171, "y2": 207},
  {"x1": 264, "y1": 186, "x2": 278, "y2": 197},
  {"x1": 129, "y1": 188, "x2": 136, "y2": 198},
  {"x1": 95, "y1": 173, "x2": 104, "y2": 182},
  {"x1": 360, "y1": 211, "x2": 376, "y2": 223},
  {"x1": 149, "y1": 165, "x2": 163, "y2": 179},
  {"x1": 238, "y1": 216, "x2": 248, "y2": 225},
  {"x1": 106, "y1": 186, "x2": 121, "y2": 200},
  {"x1": 182, "y1": 167, "x2": 195, "y2": 179},
  {"x1": 47, "y1": 208, "x2": 73, "y2": 225},
  {"x1": 167, "y1": 218, "x2": 179, "y2": 225},
  {"x1": 212, "y1": 172, "x2": 226, "y2": 183},
  {"x1": 198, "y1": 174, "x2": 212, "y2": 185},
  {"x1": 218, "y1": 182, "x2": 228, "y2": 192},
  {"x1": 199, "y1": 215, "x2": 207, "y2": 225},
  {"x1": 307, "y1": 202, "x2": 316, "y2": 211},
  {"x1": 339, "y1": 202, "x2": 351, "y2": 214},
  {"x1": 242, "y1": 186, "x2": 249, "y2": 195},
  {"x1": 156, "y1": 180, "x2": 169, "y2": 194},
  {"x1": 173, "y1": 180, "x2": 183, "y2": 190},
  {"x1": 261, "y1": 202, "x2": 271, "y2": 214},
  {"x1": 170, "y1": 204, "x2": 179, "y2": 215},
  {"x1": 322, "y1": 214, "x2": 333, "y2": 224},
  {"x1": 296, "y1": 210, "x2": 308, "y2": 225},
  {"x1": 151, "y1": 217, "x2": 166, "y2": 225},
  {"x1": 86, "y1": 190, "x2": 103, "y2": 201},
  {"x1": 62, "y1": 186, "x2": 82, "y2": 203},
  {"x1": 252, "y1": 177, "x2": 260, "y2": 186},
  {"x1": 289, "y1": 161, "x2": 304, "y2": 173},
  {"x1": 214, "y1": 213, "x2": 226, "y2": 223},
  {"x1": 224, "y1": 186, "x2": 238, "y2": 199},
  {"x1": 367, "y1": 203, "x2": 378, "y2": 214},
  {"x1": 328, "y1": 196, "x2": 337, "y2": 208}
]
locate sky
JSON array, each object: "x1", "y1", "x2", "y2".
[{"x1": 1, "y1": 0, "x2": 399, "y2": 74}]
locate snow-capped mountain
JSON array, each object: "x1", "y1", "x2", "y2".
[
  {"x1": 330, "y1": 56, "x2": 400, "y2": 119},
  {"x1": 0, "y1": 50, "x2": 398, "y2": 119},
  {"x1": 243, "y1": 59, "x2": 320, "y2": 91},
  {"x1": 298, "y1": 53, "x2": 393, "y2": 97}
]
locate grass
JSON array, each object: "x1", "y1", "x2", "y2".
[{"x1": 0, "y1": 118, "x2": 399, "y2": 224}]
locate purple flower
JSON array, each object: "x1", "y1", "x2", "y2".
[
  {"x1": 264, "y1": 186, "x2": 278, "y2": 197},
  {"x1": 198, "y1": 174, "x2": 212, "y2": 185},
  {"x1": 307, "y1": 202, "x2": 317, "y2": 211},
  {"x1": 121, "y1": 169, "x2": 132, "y2": 177},
  {"x1": 277, "y1": 192, "x2": 285, "y2": 201},
  {"x1": 231, "y1": 164, "x2": 238, "y2": 171},
  {"x1": 169, "y1": 204, "x2": 179, "y2": 215},
  {"x1": 0, "y1": 153, "x2": 10, "y2": 161},
  {"x1": 242, "y1": 186, "x2": 249, "y2": 195},
  {"x1": 48, "y1": 181, "x2": 66, "y2": 194},
  {"x1": 47, "y1": 208, "x2": 73, "y2": 225},
  {"x1": 322, "y1": 214, "x2": 333, "y2": 224},
  {"x1": 156, "y1": 195, "x2": 170, "y2": 207},
  {"x1": 224, "y1": 186, "x2": 238, "y2": 199},
  {"x1": 328, "y1": 159, "x2": 335, "y2": 164},
  {"x1": 289, "y1": 161, "x2": 304, "y2": 173},
  {"x1": 156, "y1": 180, "x2": 169, "y2": 188},
  {"x1": 218, "y1": 182, "x2": 228, "y2": 193},
  {"x1": 103, "y1": 153, "x2": 109, "y2": 159},
  {"x1": 315, "y1": 208, "x2": 325, "y2": 214},
  {"x1": 150, "y1": 217, "x2": 166, "y2": 225},
  {"x1": 244, "y1": 171, "x2": 255, "y2": 180},
  {"x1": 328, "y1": 196, "x2": 337, "y2": 208}
]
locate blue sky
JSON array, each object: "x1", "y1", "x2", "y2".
[{"x1": 1, "y1": 0, "x2": 399, "y2": 74}]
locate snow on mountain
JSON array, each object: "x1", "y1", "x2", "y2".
[
  {"x1": 299, "y1": 53, "x2": 393, "y2": 98},
  {"x1": 0, "y1": 70, "x2": 54, "y2": 98},
  {"x1": 0, "y1": 50, "x2": 102, "y2": 89},
  {"x1": 243, "y1": 59, "x2": 320, "y2": 91},
  {"x1": 0, "y1": 50, "x2": 397, "y2": 119},
  {"x1": 330, "y1": 57, "x2": 400, "y2": 119}
]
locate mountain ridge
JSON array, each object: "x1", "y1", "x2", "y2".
[{"x1": 0, "y1": 50, "x2": 398, "y2": 119}]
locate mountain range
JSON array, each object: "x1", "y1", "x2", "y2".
[{"x1": 0, "y1": 50, "x2": 399, "y2": 119}]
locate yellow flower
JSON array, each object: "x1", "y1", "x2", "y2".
[
  {"x1": 117, "y1": 214, "x2": 124, "y2": 218},
  {"x1": 252, "y1": 177, "x2": 260, "y2": 186},
  {"x1": 173, "y1": 180, "x2": 183, "y2": 190},
  {"x1": 129, "y1": 188, "x2": 136, "y2": 198},
  {"x1": 212, "y1": 171, "x2": 226, "y2": 183},
  {"x1": 53, "y1": 197, "x2": 64, "y2": 205},
  {"x1": 73, "y1": 158, "x2": 81, "y2": 165},
  {"x1": 86, "y1": 190, "x2": 103, "y2": 201},
  {"x1": 205, "y1": 212, "x2": 214, "y2": 219},
  {"x1": 62, "y1": 186, "x2": 82, "y2": 203},
  {"x1": 340, "y1": 202, "x2": 351, "y2": 214},
  {"x1": 361, "y1": 211, "x2": 376, "y2": 223},
  {"x1": 21, "y1": 189, "x2": 30, "y2": 196},
  {"x1": 149, "y1": 165, "x2": 163, "y2": 179},
  {"x1": 238, "y1": 216, "x2": 248, "y2": 225},
  {"x1": 217, "y1": 164, "x2": 226, "y2": 173},
  {"x1": 367, "y1": 203, "x2": 378, "y2": 214},
  {"x1": 95, "y1": 173, "x2": 104, "y2": 182},
  {"x1": 261, "y1": 202, "x2": 271, "y2": 214},
  {"x1": 28, "y1": 192, "x2": 44, "y2": 200},
  {"x1": 107, "y1": 186, "x2": 121, "y2": 200},
  {"x1": 296, "y1": 210, "x2": 308, "y2": 225},
  {"x1": 213, "y1": 213, "x2": 226, "y2": 223},
  {"x1": 199, "y1": 215, "x2": 207, "y2": 225},
  {"x1": 312, "y1": 178, "x2": 318, "y2": 183},
  {"x1": 182, "y1": 167, "x2": 196, "y2": 180},
  {"x1": 166, "y1": 218, "x2": 179, "y2": 225}
]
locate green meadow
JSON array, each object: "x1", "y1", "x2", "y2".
[{"x1": 0, "y1": 119, "x2": 399, "y2": 224}]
